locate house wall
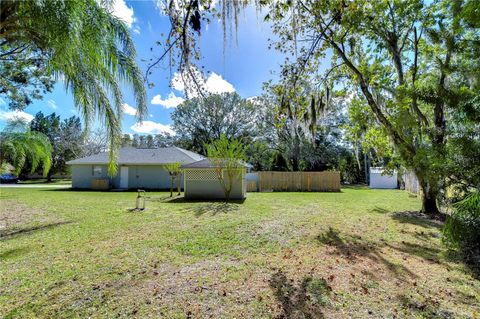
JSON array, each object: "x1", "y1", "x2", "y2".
[
  {"x1": 126, "y1": 165, "x2": 183, "y2": 189},
  {"x1": 71, "y1": 164, "x2": 109, "y2": 188},
  {"x1": 71, "y1": 164, "x2": 183, "y2": 190},
  {"x1": 183, "y1": 169, "x2": 246, "y2": 200}
]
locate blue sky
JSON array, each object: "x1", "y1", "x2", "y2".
[{"x1": 0, "y1": 1, "x2": 286, "y2": 135}]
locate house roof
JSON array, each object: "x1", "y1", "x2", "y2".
[
  {"x1": 67, "y1": 147, "x2": 204, "y2": 165},
  {"x1": 181, "y1": 158, "x2": 249, "y2": 169}
]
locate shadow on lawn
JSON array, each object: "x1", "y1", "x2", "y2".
[
  {"x1": 391, "y1": 211, "x2": 444, "y2": 229},
  {"x1": 269, "y1": 270, "x2": 329, "y2": 319},
  {"x1": 162, "y1": 197, "x2": 245, "y2": 217},
  {"x1": 0, "y1": 221, "x2": 72, "y2": 241},
  {"x1": 180, "y1": 202, "x2": 242, "y2": 217},
  {"x1": 316, "y1": 227, "x2": 418, "y2": 278},
  {"x1": 0, "y1": 246, "x2": 30, "y2": 260}
]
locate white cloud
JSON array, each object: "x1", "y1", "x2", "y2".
[
  {"x1": 171, "y1": 67, "x2": 235, "y2": 98},
  {"x1": 132, "y1": 25, "x2": 141, "y2": 35},
  {"x1": 111, "y1": 0, "x2": 135, "y2": 28},
  {"x1": 0, "y1": 110, "x2": 34, "y2": 122},
  {"x1": 151, "y1": 92, "x2": 185, "y2": 108},
  {"x1": 122, "y1": 103, "x2": 137, "y2": 116},
  {"x1": 205, "y1": 72, "x2": 235, "y2": 94},
  {"x1": 47, "y1": 99, "x2": 57, "y2": 109},
  {"x1": 130, "y1": 121, "x2": 175, "y2": 135},
  {"x1": 155, "y1": 0, "x2": 217, "y2": 15}
]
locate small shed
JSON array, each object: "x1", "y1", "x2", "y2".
[
  {"x1": 181, "y1": 159, "x2": 247, "y2": 200},
  {"x1": 369, "y1": 167, "x2": 398, "y2": 189}
]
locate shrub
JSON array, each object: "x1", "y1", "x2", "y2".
[{"x1": 442, "y1": 190, "x2": 480, "y2": 273}]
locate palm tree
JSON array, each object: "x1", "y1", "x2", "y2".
[
  {"x1": 0, "y1": 0, "x2": 146, "y2": 174},
  {"x1": 0, "y1": 127, "x2": 52, "y2": 177}
]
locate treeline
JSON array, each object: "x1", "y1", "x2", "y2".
[{"x1": 125, "y1": 92, "x2": 371, "y2": 184}]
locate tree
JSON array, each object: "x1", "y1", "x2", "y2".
[
  {"x1": 0, "y1": 0, "x2": 146, "y2": 174},
  {"x1": 264, "y1": 0, "x2": 480, "y2": 215},
  {"x1": 172, "y1": 92, "x2": 257, "y2": 154},
  {"x1": 29, "y1": 111, "x2": 82, "y2": 181},
  {"x1": 0, "y1": 47, "x2": 55, "y2": 109},
  {"x1": 163, "y1": 162, "x2": 182, "y2": 197},
  {"x1": 81, "y1": 128, "x2": 108, "y2": 157},
  {"x1": 153, "y1": 133, "x2": 177, "y2": 148},
  {"x1": 0, "y1": 121, "x2": 52, "y2": 176},
  {"x1": 121, "y1": 134, "x2": 133, "y2": 147},
  {"x1": 206, "y1": 135, "x2": 246, "y2": 202}
]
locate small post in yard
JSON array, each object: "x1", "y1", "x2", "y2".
[{"x1": 136, "y1": 189, "x2": 146, "y2": 210}]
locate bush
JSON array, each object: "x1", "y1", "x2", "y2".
[{"x1": 442, "y1": 190, "x2": 480, "y2": 273}]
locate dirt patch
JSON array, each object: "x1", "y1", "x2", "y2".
[
  {"x1": 0, "y1": 199, "x2": 67, "y2": 239},
  {"x1": 0, "y1": 200, "x2": 42, "y2": 229}
]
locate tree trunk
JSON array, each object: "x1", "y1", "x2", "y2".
[
  {"x1": 176, "y1": 176, "x2": 181, "y2": 195},
  {"x1": 47, "y1": 170, "x2": 53, "y2": 183},
  {"x1": 170, "y1": 177, "x2": 173, "y2": 197},
  {"x1": 418, "y1": 175, "x2": 440, "y2": 216}
]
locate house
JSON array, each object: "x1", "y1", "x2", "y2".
[
  {"x1": 181, "y1": 158, "x2": 247, "y2": 200},
  {"x1": 369, "y1": 167, "x2": 398, "y2": 189},
  {"x1": 67, "y1": 147, "x2": 204, "y2": 189}
]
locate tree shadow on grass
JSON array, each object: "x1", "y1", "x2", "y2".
[
  {"x1": 181, "y1": 202, "x2": 241, "y2": 217},
  {"x1": 162, "y1": 197, "x2": 245, "y2": 217},
  {"x1": 316, "y1": 227, "x2": 417, "y2": 279},
  {"x1": 0, "y1": 246, "x2": 30, "y2": 260},
  {"x1": 391, "y1": 211, "x2": 444, "y2": 229},
  {"x1": 269, "y1": 270, "x2": 330, "y2": 319},
  {"x1": 0, "y1": 221, "x2": 72, "y2": 241}
]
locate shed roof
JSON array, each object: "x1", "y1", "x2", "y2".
[
  {"x1": 67, "y1": 147, "x2": 204, "y2": 165},
  {"x1": 181, "y1": 158, "x2": 249, "y2": 169}
]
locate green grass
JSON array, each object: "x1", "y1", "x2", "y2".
[{"x1": 0, "y1": 188, "x2": 478, "y2": 318}]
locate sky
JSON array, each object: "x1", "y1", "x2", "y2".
[{"x1": 0, "y1": 1, "x2": 287, "y2": 135}]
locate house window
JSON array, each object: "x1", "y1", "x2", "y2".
[{"x1": 92, "y1": 166, "x2": 103, "y2": 176}]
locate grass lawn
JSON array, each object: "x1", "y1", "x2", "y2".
[{"x1": 0, "y1": 187, "x2": 478, "y2": 318}]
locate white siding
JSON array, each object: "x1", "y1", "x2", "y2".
[{"x1": 369, "y1": 167, "x2": 397, "y2": 189}]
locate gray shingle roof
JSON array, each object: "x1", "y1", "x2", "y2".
[
  {"x1": 67, "y1": 147, "x2": 204, "y2": 165},
  {"x1": 180, "y1": 158, "x2": 248, "y2": 169}
]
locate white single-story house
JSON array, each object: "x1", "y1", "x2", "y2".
[
  {"x1": 67, "y1": 147, "x2": 204, "y2": 189},
  {"x1": 181, "y1": 159, "x2": 247, "y2": 200},
  {"x1": 369, "y1": 167, "x2": 398, "y2": 189}
]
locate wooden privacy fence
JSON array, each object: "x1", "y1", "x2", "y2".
[
  {"x1": 403, "y1": 171, "x2": 421, "y2": 195},
  {"x1": 252, "y1": 171, "x2": 340, "y2": 192}
]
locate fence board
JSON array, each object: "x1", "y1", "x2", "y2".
[
  {"x1": 256, "y1": 171, "x2": 340, "y2": 192},
  {"x1": 403, "y1": 171, "x2": 420, "y2": 195},
  {"x1": 246, "y1": 181, "x2": 258, "y2": 192}
]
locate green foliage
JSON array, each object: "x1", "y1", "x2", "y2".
[
  {"x1": 442, "y1": 189, "x2": 480, "y2": 275},
  {"x1": 443, "y1": 191, "x2": 480, "y2": 271},
  {"x1": 264, "y1": 0, "x2": 480, "y2": 214},
  {"x1": 28, "y1": 111, "x2": 82, "y2": 179},
  {"x1": 0, "y1": 0, "x2": 147, "y2": 175},
  {"x1": 164, "y1": 162, "x2": 182, "y2": 197},
  {"x1": 172, "y1": 92, "x2": 257, "y2": 154},
  {"x1": 0, "y1": 46, "x2": 55, "y2": 109},
  {"x1": 0, "y1": 121, "x2": 52, "y2": 176},
  {"x1": 206, "y1": 134, "x2": 246, "y2": 201}
]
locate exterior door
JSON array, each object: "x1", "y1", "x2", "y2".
[{"x1": 120, "y1": 167, "x2": 129, "y2": 188}]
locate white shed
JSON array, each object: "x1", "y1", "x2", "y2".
[{"x1": 369, "y1": 167, "x2": 397, "y2": 189}]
